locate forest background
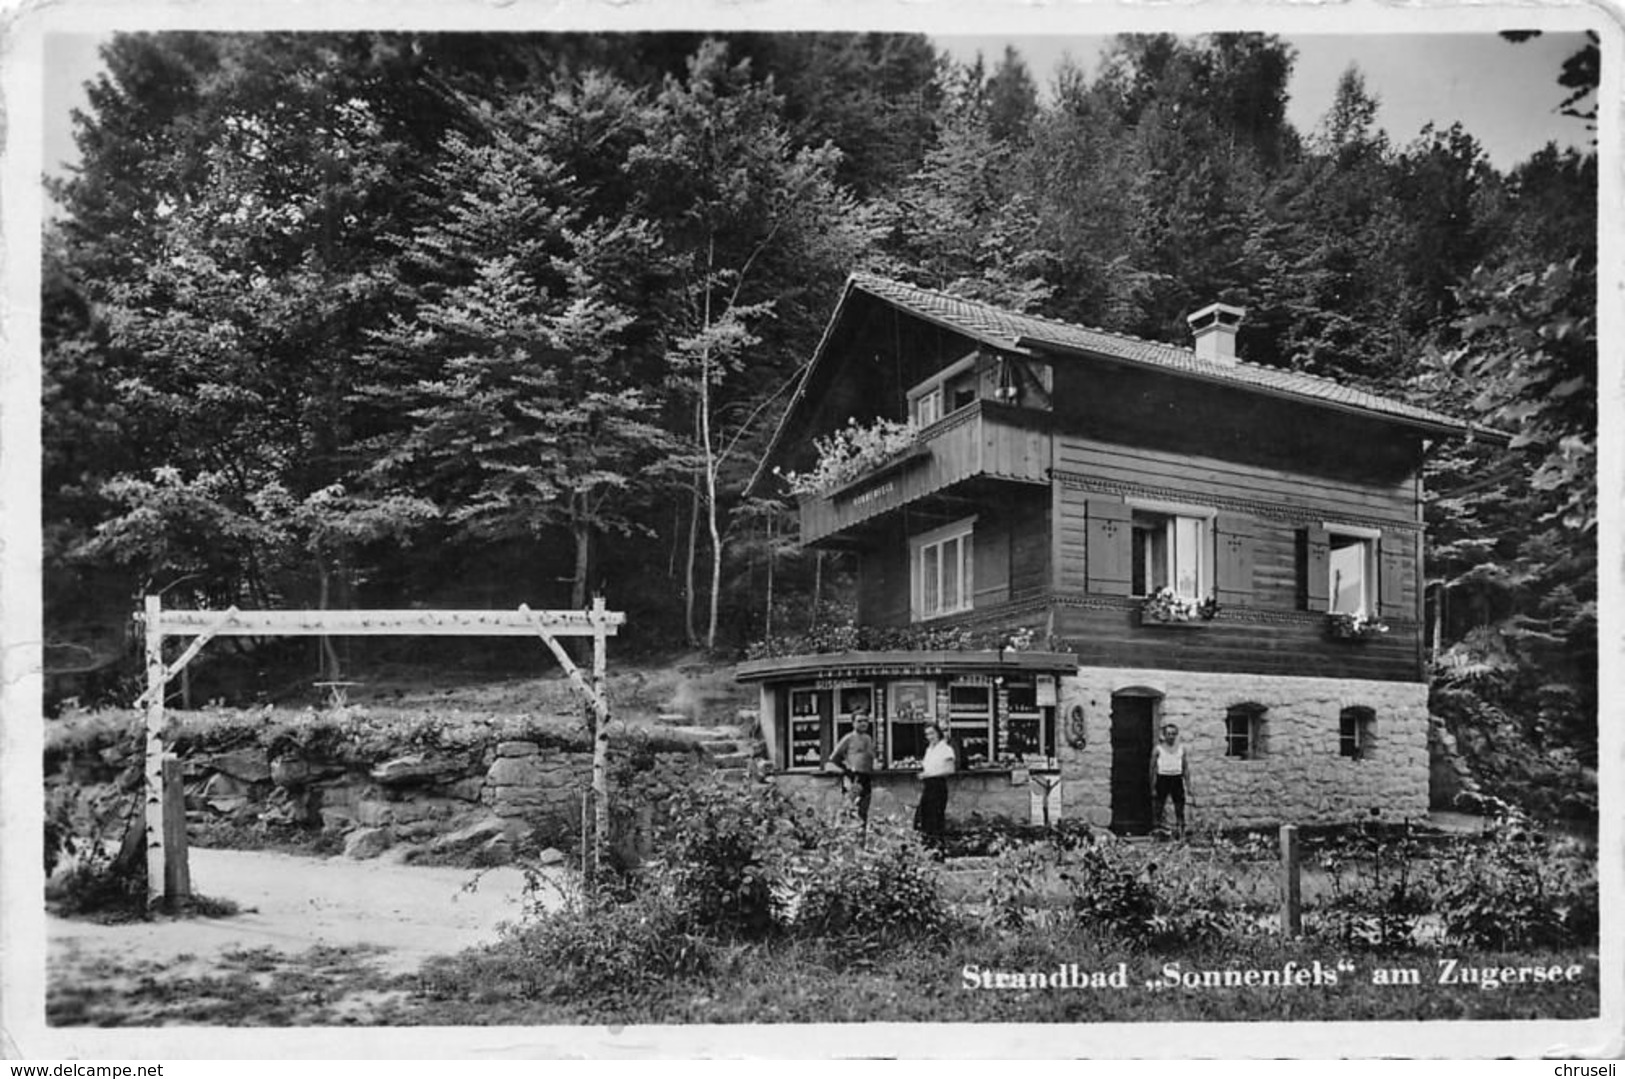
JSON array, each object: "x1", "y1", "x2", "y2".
[{"x1": 39, "y1": 30, "x2": 1600, "y2": 817}]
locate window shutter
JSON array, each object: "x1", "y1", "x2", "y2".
[
  {"x1": 1378, "y1": 536, "x2": 1408, "y2": 619},
  {"x1": 1302, "y1": 526, "x2": 1330, "y2": 612},
  {"x1": 1085, "y1": 497, "x2": 1132, "y2": 596},
  {"x1": 1213, "y1": 514, "x2": 1255, "y2": 605}
]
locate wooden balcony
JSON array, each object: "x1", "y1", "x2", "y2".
[{"x1": 799, "y1": 400, "x2": 1051, "y2": 545}]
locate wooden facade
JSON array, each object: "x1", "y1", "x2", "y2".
[
  {"x1": 752, "y1": 275, "x2": 1486, "y2": 689},
  {"x1": 741, "y1": 276, "x2": 1490, "y2": 820}
]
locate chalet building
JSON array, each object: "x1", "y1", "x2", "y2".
[{"x1": 737, "y1": 273, "x2": 1490, "y2": 833}]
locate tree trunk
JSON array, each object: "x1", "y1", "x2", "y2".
[
  {"x1": 315, "y1": 559, "x2": 342, "y2": 681},
  {"x1": 809, "y1": 548, "x2": 823, "y2": 632},
  {"x1": 570, "y1": 499, "x2": 591, "y2": 611},
  {"x1": 763, "y1": 513, "x2": 775, "y2": 641},
  {"x1": 684, "y1": 473, "x2": 701, "y2": 648},
  {"x1": 700, "y1": 237, "x2": 723, "y2": 652}
]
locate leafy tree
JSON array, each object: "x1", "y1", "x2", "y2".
[
  {"x1": 628, "y1": 41, "x2": 878, "y2": 648},
  {"x1": 49, "y1": 33, "x2": 425, "y2": 613},
  {"x1": 368, "y1": 81, "x2": 678, "y2": 610},
  {"x1": 876, "y1": 110, "x2": 1056, "y2": 311}
]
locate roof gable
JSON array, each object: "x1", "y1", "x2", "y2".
[{"x1": 750, "y1": 272, "x2": 1490, "y2": 495}]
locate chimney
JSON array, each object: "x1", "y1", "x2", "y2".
[{"x1": 1187, "y1": 302, "x2": 1246, "y2": 364}]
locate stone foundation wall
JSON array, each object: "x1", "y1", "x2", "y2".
[{"x1": 1057, "y1": 668, "x2": 1431, "y2": 830}]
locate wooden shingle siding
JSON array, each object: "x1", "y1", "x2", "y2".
[
  {"x1": 1053, "y1": 604, "x2": 1423, "y2": 682},
  {"x1": 1008, "y1": 494, "x2": 1051, "y2": 600},
  {"x1": 1054, "y1": 437, "x2": 1415, "y2": 527},
  {"x1": 972, "y1": 518, "x2": 1011, "y2": 606},
  {"x1": 1053, "y1": 484, "x2": 1090, "y2": 593}
]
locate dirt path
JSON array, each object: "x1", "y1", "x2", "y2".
[{"x1": 50, "y1": 847, "x2": 552, "y2": 976}]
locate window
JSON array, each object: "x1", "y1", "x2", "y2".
[
  {"x1": 833, "y1": 684, "x2": 877, "y2": 750},
  {"x1": 948, "y1": 681, "x2": 993, "y2": 767},
  {"x1": 786, "y1": 687, "x2": 827, "y2": 769},
  {"x1": 1225, "y1": 703, "x2": 1266, "y2": 759},
  {"x1": 908, "y1": 353, "x2": 980, "y2": 429},
  {"x1": 1340, "y1": 706, "x2": 1375, "y2": 760},
  {"x1": 912, "y1": 518, "x2": 975, "y2": 620},
  {"x1": 1003, "y1": 677, "x2": 1054, "y2": 761},
  {"x1": 1329, "y1": 532, "x2": 1377, "y2": 614},
  {"x1": 1131, "y1": 506, "x2": 1212, "y2": 598},
  {"x1": 912, "y1": 385, "x2": 942, "y2": 427},
  {"x1": 886, "y1": 681, "x2": 934, "y2": 768}
]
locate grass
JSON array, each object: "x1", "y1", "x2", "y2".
[
  {"x1": 391, "y1": 927, "x2": 1600, "y2": 1026},
  {"x1": 49, "y1": 942, "x2": 406, "y2": 1027}
]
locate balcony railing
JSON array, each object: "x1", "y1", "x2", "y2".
[{"x1": 799, "y1": 400, "x2": 1050, "y2": 544}]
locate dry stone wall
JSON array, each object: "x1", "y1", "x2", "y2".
[{"x1": 62, "y1": 720, "x2": 748, "y2": 864}]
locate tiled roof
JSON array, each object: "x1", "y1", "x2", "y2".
[{"x1": 848, "y1": 273, "x2": 1478, "y2": 434}]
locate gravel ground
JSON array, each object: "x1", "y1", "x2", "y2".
[{"x1": 49, "y1": 846, "x2": 552, "y2": 978}]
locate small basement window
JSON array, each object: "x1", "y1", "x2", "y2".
[
  {"x1": 1226, "y1": 703, "x2": 1266, "y2": 759},
  {"x1": 1340, "y1": 706, "x2": 1375, "y2": 760}
]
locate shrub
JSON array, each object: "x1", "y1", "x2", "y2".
[
  {"x1": 1063, "y1": 843, "x2": 1167, "y2": 946},
  {"x1": 645, "y1": 775, "x2": 815, "y2": 938},
  {"x1": 979, "y1": 836, "x2": 1057, "y2": 929},
  {"x1": 789, "y1": 824, "x2": 947, "y2": 949},
  {"x1": 1309, "y1": 820, "x2": 1432, "y2": 951},
  {"x1": 1433, "y1": 827, "x2": 1598, "y2": 950},
  {"x1": 433, "y1": 888, "x2": 712, "y2": 1003},
  {"x1": 44, "y1": 783, "x2": 146, "y2": 917}
]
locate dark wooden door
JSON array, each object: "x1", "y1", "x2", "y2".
[{"x1": 1110, "y1": 694, "x2": 1156, "y2": 834}]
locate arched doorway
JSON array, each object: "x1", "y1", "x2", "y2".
[{"x1": 1110, "y1": 687, "x2": 1163, "y2": 835}]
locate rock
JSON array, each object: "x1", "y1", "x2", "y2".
[
  {"x1": 201, "y1": 772, "x2": 252, "y2": 800},
  {"x1": 318, "y1": 806, "x2": 356, "y2": 829},
  {"x1": 371, "y1": 753, "x2": 465, "y2": 785},
  {"x1": 271, "y1": 756, "x2": 312, "y2": 786},
  {"x1": 496, "y1": 741, "x2": 540, "y2": 758},
  {"x1": 485, "y1": 755, "x2": 547, "y2": 787},
  {"x1": 439, "y1": 777, "x2": 485, "y2": 803},
  {"x1": 476, "y1": 834, "x2": 514, "y2": 866},
  {"x1": 344, "y1": 826, "x2": 395, "y2": 860},
  {"x1": 429, "y1": 817, "x2": 507, "y2": 855},
  {"x1": 536, "y1": 847, "x2": 566, "y2": 867},
  {"x1": 354, "y1": 799, "x2": 395, "y2": 827},
  {"x1": 209, "y1": 749, "x2": 271, "y2": 783}
]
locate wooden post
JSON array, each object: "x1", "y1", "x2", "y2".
[
  {"x1": 143, "y1": 595, "x2": 166, "y2": 908},
  {"x1": 1280, "y1": 823, "x2": 1302, "y2": 937},
  {"x1": 162, "y1": 757, "x2": 191, "y2": 902},
  {"x1": 590, "y1": 596, "x2": 609, "y2": 879}
]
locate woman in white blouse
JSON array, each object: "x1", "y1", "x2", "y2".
[{"x1": 915, "y1": 723, "x2": 956, "y2": 838}]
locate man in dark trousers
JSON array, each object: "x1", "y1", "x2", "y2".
[
  {"x1": 1149, "y1": 722, "x2": 1193, "y2": 837},
  {"x1": 827, "y1": 704, "x2": 877, "y2": 825}
]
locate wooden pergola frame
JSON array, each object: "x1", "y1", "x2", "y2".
[{"x1": 136, "y1": 594, "x2": 625, "y2": 907}]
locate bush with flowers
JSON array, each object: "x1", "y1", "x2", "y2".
[{"x1": 774, "y1": 417, "x2": 920, "y2": 497}]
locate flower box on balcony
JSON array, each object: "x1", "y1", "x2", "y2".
[{"x1": 1326, "y1": 612, "x2": 1389, "y2": 641}]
